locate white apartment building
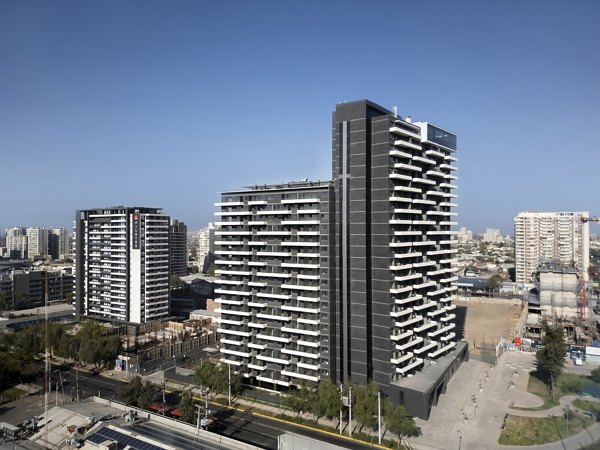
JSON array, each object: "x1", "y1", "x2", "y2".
[
  {"x1": 514, "y1": 211, "x2": 589, "y2": 285},
  {"x1": 5, "y1": 227, "x2": 28, "y2": 259},
  {"x1": 197, "y1": 223, "x2": 215, "y2": 272},
  {"x1": 26, "y1": 227, "x2": 49, "y2": 260},
  {"x1": 482, "y1": 228, "x2": 502, "y2": 243},
  {"x1": 74, "y1": 207, "x2": 170, "y2": 324},
  {"x1": 49, "y1": 227, "x2": 69, "y2": 260}
]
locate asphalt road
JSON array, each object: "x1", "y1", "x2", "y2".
[{"x1": 2, "y1": 367, "x2": 379, "y2": 450}]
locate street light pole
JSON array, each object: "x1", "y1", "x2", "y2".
[
  {"x1": 339, "y1": 384, "x2": 343, "y2": 434},
  {"x1": 348, "y1": 386, "x2": 352, "y2": 438},
  {"x1": 228, "y1": 364, "x2": 231, "y2": 406},
  {"x1": 377, "y1": 391, "x2": 381, "y2": 445}
]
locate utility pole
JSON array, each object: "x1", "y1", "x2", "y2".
[
  {"x1": 348, "y1": 386, "x2": 352, "y2": 438},
  {"x1": 377, "y1": 391, "x2": 381, "y2": 444},
  {"x1": 228, "y1": 364, "x2": 231, "y2": 406},
  {"x1": 44, "y1": 270, "x2": 49, "y2": 449},
  {"x1": 339, "y1": 384, "x2": 343, "y2": 434}
]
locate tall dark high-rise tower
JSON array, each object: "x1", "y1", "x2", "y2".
[{"x1": 332, "y1": 100, "x2": 466, "y2": 417}]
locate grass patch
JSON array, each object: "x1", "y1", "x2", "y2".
[
  {"x1": 499, "y1": 414, "x2": 594, "y2": 445},
  {"x1": 573, "y1": 399, "x2": 600, "y2": 413},
  {"x1": 511, "y1": 372, "x2": 600, "y2": 411},
  {"x1": 1, "y1": 387, "x2": 26, "y2": 402}
]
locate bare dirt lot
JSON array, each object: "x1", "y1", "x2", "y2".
[{"x1": 455, "y1": 298, "x2": 525, "y2": 356}]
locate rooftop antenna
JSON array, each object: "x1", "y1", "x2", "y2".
[{"x1": 392, "y1": 106, "x2": 398, "y2": 118}]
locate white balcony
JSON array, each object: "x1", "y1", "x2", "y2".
[
  {"x1": 282, "y1": 348, "x2": 319, "y2": 359},
  {"x1": 214, "y1": 288, "x2": 250, "y2": 296},
  {"x1": 257, "y1": 292, "x2": 291, "y2": 300},
  {"x1": 256, "y1": 231, "x2": 292, "y2": 236},
  {"x1": 413, "y1": 302, "x2": 436, "y2": 311},
  {"x1": 393, "y1": 252, "x2": 422, "y2": 259},
  {"x1": 396, "y1": 337, "x2": 424, "y2": 353},
  {"x1": 221, "y1": 348, "x2": 251, "y2": 358},
  {"x1": 256, "y1": 313, "x2": 291, "y2": 321},
  {"x1": 394, "y1": 273, "x2": 422, "y2": 282},
  {"x1": 429, "y1": 341, "x2": 456, "y2": 358},
  {"x1": 441, "y1": 314, "x2": 456, "y2": 322},
  {"x1": 413, "y1": 155, "x2": 435, "y2": 165},
  {"x1": 297, "y1": 361, "x2": 320, "y2": 371},
  {"x1": 257, "y1": 355, "x2": 290, "y2": 365},
  {"x1": 217, "y1": 328, "x2": 252, "y2": 337},
  {"x1": 256, "y1": 334, "x2": 291, "y2": 343},
  {"x1": 412, "y1": 177, "x2": 436, "y2": 186},
  {"x1": 214, "y1": 211, "x2": 251, "y2": 217},
  {"x1": 389, "y1": 149, "x2": 412, "y2": 158},
  {"x1": 256, "y1": 210, "x2": 291, "y2": 216},
  {"x1": 281, "y1": 305, "x2": 320, "y2": 314},
  {"x1": 248, "y1": 302, "x2": 267, "y2": 308},
  {"x1": 220, "y1": 358, "x2": 243, "y2": 367},
  {"x1": 222, "y1": 309, "x2": 252, "y2": 317},
  {"x1": 391, "y1": 330, "x2": 414, "y2": 341},
  {"x1": 424, "y1": 149, "x2": 445, "y2": 158},
  {"x1": 427, "y1": 308, "x2": 446, "y2": 318},
  {"x1": 220, "y1": 338, "x2": 243, "y2": 346},
  {"x1": 390, "y1": 263, "x2": 413, "y2": 271},
  {"x1": 391, "y1": 352, "x2": 413, "y2": 365},
  {"x1": 215, "y1": 231, "x2": 252, "y2": 236},
  {"x1": 281, "y1": 327, "x2": 320, "y2": 337},
  {"x1": 215, "y1": 250, "x2": 252, "y2": 256},
  {"x1": 214, "y1": 221, "x2": 243, "y2": 226},
  {"x1": 281, "y1": 242, "x2": 320, "y2": 247},
  {"x1": 428, "y1": 323, "x2": 455, "y2": 337},
  {"x1": 218, "y1": 318, "x2": 244, "y2": 326},
  {"x1": 215, "y1": 298, "x2": 244, "y2": 306},
  {"x1": 281, "y1": 220, "x2": 319, "y2": 225},
  {"x1": 257, "y1": 272, "x2": 291, "y2": 278},
  {"x1": 248, "y1": 343, "x2": 267, "y2": 351},
  {"x1": 215, "y1": 269, "x2": 252, "y2": 276},
  {"x1": 394, "y1": 163, "x2": 422, "y2": 172},
  {"x1": 297, "y1": 318, "x2": 319, "y2": 325},
  {"x1": 215, "y1": 201, "x2": 244, "y2": 207},
  {"x1": 396, "y1": 315, "x2": 423, "y2": 328},
  {"x1": 281, "y1": 198, "x2": 320, "y2": 204},
  {"x1": 390, "y1": 308, "x2": 413, "y2": 318},
  {"x1": 440, "y1": 163, "x2": 457, "y2": 171},
  {"x1": 280, "y1": 371, "x2": 319, "y2": 382},
  {"x1": 414, "y1": 321, "x2": 438, "y2": 333},
  {"x1": 390, "y1": 173, "x2": 412, "y2": 181},
  {"x1": 297, "y1": 295, "x2": 320, "y2": 303},
  {"x1": 393, "y1": 186, "x2": 422, "y2": 193},
  {"x1": 391, "y1": 286, "x2": 412, "y2": 294},
  {"x1": 298, "y1": 340, "x2": 319, "y2": 348},
  {"x1": 281, "y1": 262, "x2": 320, "y2": 269},
  {"x1": 396, "y1": 358, "x2": 424, "y2": 374},
  {"x1": 390, "y1": 126, "x2": 421, "y2": 140},
  {"x1": 257, "y1": 251, "x2": 290, "y2": 257},
  {"x1": 247, "y1": 363, "x2": 266, "y2": 371},
  {"x1": 414, "y1": 341, "x2": 437, "y2": 355},
  {"x1": 248, "y1": 323, "x2": 267, "y2": 329},
  {"x1": 395, "y1": 294, "x2": 423, "y2": 305},
  {"x1": 281, "y1": 284, "x2": 319, "y2": 292},
  {"x1": 248, "y1": 262, "x2": 267, "y2": 267}
]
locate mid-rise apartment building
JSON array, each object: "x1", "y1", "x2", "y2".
[
  {"x1": 5, "y1": 228, "x2": 28, "y2": 259},
  {"x1": 74, "y1": 207, "x2": 171, "y2": 324},
  {"x1": 514, "y1": 211, "x2": 589, "y2": 285},
  {"x1": 215, "y1": 181, "x2": 334, "y2": 386},
  {"x1": 26, "y1": 227, "x2": 49, "y2": 260},
  {"x1": 170, "y1": 219, "x2": 188, "y2": 276},
  {"x1": 49, "y1": 227, "x2": 69, "y2": 260},
  {"x1": 197, "y1": 223, "x2": 216, "y2": 272},
  {"x1": 215, "y1": 100, "x2": 465, "y2": 419}
]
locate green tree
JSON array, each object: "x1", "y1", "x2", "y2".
[
  {"x1": 194, "y1": 360, "x2": 227, "y2": 395},
  {"x1": 590, "y1": 367, "x2": 600, "y2": 384},
  {"x1": 170, "y1": 275, "x2": 183, "y2": 288},
  {"x1": 537, "y1": 324, "x2": 568, "y2": 397},
  {"x1": 179, "y1": 391, "x2": 197, "y2": 424},
  {"x1": 486, "y1": 274, "x2": 504, "y2": 291},
  {"x1": 206, "y1": 264, "x2": 216, "y2": 277},
  {"x1": 119, "y1": 376, "x2": 157, "y2": 409},
  {"x1": 78, "y1": 321, "x2": 121, "y2": 369},
  {"x1": 353, "y1": 382, "x2": 378, "y2": 431},
  {"x1": 313, "y1": 379, "x2": 342, "y2": 420},
  {"x1": 283, "y1": 380, "x2": 315, "y2": 415},
  {"x1": 383, "y1": 399, "x2": 419, "y2": 439}
]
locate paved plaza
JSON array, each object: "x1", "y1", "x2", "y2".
[{"x1": 409, "y1": 351, "x2": 600, "y2": 450}]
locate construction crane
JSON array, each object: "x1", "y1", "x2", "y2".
[{"x1": 578, "y1": 217, "x2": 600, "y2": 321}]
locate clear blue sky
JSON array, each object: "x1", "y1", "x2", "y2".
[{"x1": 1, "y1": 0, "x2": 599, "y2": 235}]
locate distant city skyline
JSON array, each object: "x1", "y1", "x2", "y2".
[{"x1": 1, "y1": 1, "x2": 599, "y2": 235}]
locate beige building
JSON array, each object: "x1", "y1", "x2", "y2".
[{"x1": 514, "y1": 211, "x2": 589, "y2": 285}]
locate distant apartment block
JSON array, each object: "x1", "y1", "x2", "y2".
[
  {"x1": 197, "y1": 223, "x2": 215, "y2": 272},
  {"x1": 49, "y1": 227, "x2": 69, "y2": 260},
  {"x1": 0, "y1": 268, "x2": 73, "y2": 310},
  {"x1": 74, "y1": 207, "x2": 171, "y2": 324},
  {"x1": 514, "y1": 211, "x2": 589, "y2": 285},
  {"x1": 26, "y1": 227, "x2": 48, "y2": 260},
  {"x1": 456, "y1": 227, "x2": 473, "y2": 244},
  {"x1": 214, "y1": 100, "x2": 465, "y2": 419},
  {"x1": 169, "y1": 219, "x2": 188, "y2": 277},
  {"x1": 482, "y1": 228, "x2": 502, "y2": 243},
  {"x1": 5, "y1": 228, "x2": 28, "y2": 259}
]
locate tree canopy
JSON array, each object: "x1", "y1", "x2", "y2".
[
  {"x1": 119, "y1": 376, "x2": 157, "y2": 409},
  {"x1": 536, "y1": 324, "x2": 568, "y2": 395}
]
